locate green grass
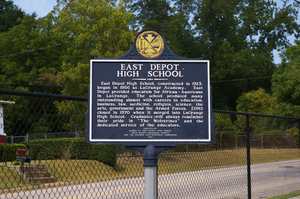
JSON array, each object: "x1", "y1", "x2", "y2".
[
  {"x1": 267, "y1": 190, "x2": 300, "y2": 199},
  {"x1": 1, "y1": 148, "x2": 299, "y2": 190},
  {"x1": 123, "y1": 148, "x2": 300, "y2": 174},
  {"x1": 44, "y1": 159, "x2": 125, "y2": 182},
  {"x1": 0, "y1": 167, "x2": 40, "y2": 190}
]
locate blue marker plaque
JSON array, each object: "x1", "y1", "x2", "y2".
[{"x1": 86, "y1": 59, "x2": 214, "y2": 146}]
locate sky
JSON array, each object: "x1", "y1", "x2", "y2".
[
  {"x1": 13, "y1": 0, "x2": 56, "y2": 19},
  {"x1": 12, "y1": 0, "x2": 300, "y2": 65}
]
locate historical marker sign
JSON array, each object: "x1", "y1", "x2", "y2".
[{"x1": 85, "y1": 29, "x2": 215, "y2": 146}]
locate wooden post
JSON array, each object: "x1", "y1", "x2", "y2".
[
  {"x1": 220, "y1": 132, "x2": 222, "y2": 150},
  {"x1": 5, "y1": 147, "x2": 7, "y2": 167},
  {"x1": 38, "y1": 151, "x2": 41, "y2": 165},
  {"x1": 236, "y1": 132, "x2": 238, "y2": 150}
]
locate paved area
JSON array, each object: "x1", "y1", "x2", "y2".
[
  {"x1": 289, "y1": 196, "x2": 300, "y2": 199},
  {"x1": 1, "y1": 159, "x2": 300, "y2": 199}
]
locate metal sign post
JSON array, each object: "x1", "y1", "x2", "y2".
[
  {"x1": 85, "y1": 29, "x2": 215, "y2": 199},
  {"x1": 143, "y1": 145, "x2": 158, "y2": 199}
]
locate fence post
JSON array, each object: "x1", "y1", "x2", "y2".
[
  {"x1": 11, "y1": 135, "x2": 13, "y2": 144},
  {"x1": 25, "y1": 133, "x2": 28, "y2": 142},
  {"x1": 246, "y1": 114, "x2": 251, "y2": 199}
]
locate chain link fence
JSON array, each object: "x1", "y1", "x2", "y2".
[{"x1": 0, "y1": 90, "x2": 299, "y2": 199}]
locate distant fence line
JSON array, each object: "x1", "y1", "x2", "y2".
[
  {"x1": 6, "y1": 132, "x2": 84, "y2": 144},
  {"x1": 5, "y1": 131, "x2": 295, "y2": 152}
]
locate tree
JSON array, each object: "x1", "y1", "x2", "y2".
[
  {"x1": 214, "y1": 113, "x2": 237, "y2": 149},
  {"x1": 0, "y1": 13, "x2": 64, "y2": 93},
  {"x1": 272, "y1": 40, "x2": 300, "y2": 118},
  {"x1": 0, "y1": 13, "x2": 67, "y2": 136},
  {"x1": 129, "y1": 0, "x2": 198, "y2": 58},
  {"x1": 215, "y1": 113, "x2": 237, "y2": 132},
  {"x1": 54, "y1": 0, "x2": 133, "y2": 97},
  {"x1": 236, "y1": 88, "x2": 278, "y2": 114},
  {"x1": 163, "y1": 0, "x2": 198, "y2": 58},
  {"x1": 52, "y1": 0, "x2": 134, "y2": 131},
  {"x1": 0, "y1": 0, "x2": 25, "y2": 32},
  {"x1": 235, "y1": 88, "x2": 279, "y2": 133},
  {"x1": 193, "y1": 0, "x2": 300, "y2": 110},
  {"x1": 131, "y1": 0, "x2": 172, "y2": 31}
]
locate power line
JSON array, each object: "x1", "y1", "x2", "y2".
[
  {"x1": 211, "y1": 76, "x2": 272, "y2": 83},
  {"x1": 0, "y1": 82, "x2": 61, "y2": 87},
  {"x1": 0, "y1": 41, "x2": 72, "y2": 58}
]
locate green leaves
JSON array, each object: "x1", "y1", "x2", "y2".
[
  {"x1": 51, "y1": 0, "x2": 134, "y2": 131},
  {"x1": 236, "y1": 88, "x2": 278, "y2": 114},
  {"x1": 129, "y1": 0, "x2": 197, "y2": 58},
  {"x1": 54, "y1": 0, "x2": 133, "y2": 97},
  {"x1": 215, "y1": 113, "x2": 237, "y2": 132},
  {"x1": 1, "y1": 0, "x2": 300, "y2": 117},
  {"x1": 0, "y1": 0, "x2": 25, "y2": 32},
  {"x1": 0, "y1": 13, "x2": 64, "y2": 93},
  {"x1": 235, "y1": 88, "x2": 279, "y2": 132},
  {"x1": 272, "y1": 40, "x2": 300, "y2": 117},
  {"x1": 194, "y1": 0, "x2": 299, "y2": 110}
]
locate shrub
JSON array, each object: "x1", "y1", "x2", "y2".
[
  {"x1": 286, "y1": 128, "x2": 299, "y2": 148},
  {"x1": 0, "y1": 143, "x2": 27, "y2": 162},
  {"x1": 22, "y1": 138, "x2": 117, "y2": 167},
  {"x1": 12, "y1": 160, "x2": 21, "y2": 165}
]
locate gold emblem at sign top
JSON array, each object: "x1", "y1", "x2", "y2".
[{"x1": 136, "y1": 30, "x2": 164, "y2": 58}]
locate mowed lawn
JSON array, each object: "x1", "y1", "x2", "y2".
[{"x1": 1, "y1": 148, "x2": 299, "y2": 190}]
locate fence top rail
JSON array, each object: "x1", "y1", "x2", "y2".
[
  {"x1": 0, "y1": 89, "x2": 87, "y2": 101},
  {"x1": 28, "y1": 132, "x2": 83, "y2": 136},
  {"x1": 213, "y1": 109, "x2": 300, "y2": 120}
]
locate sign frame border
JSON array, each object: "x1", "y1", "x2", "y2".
[{"x1": 89, "y1": 59, "x2": 212, "y2": 144}]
